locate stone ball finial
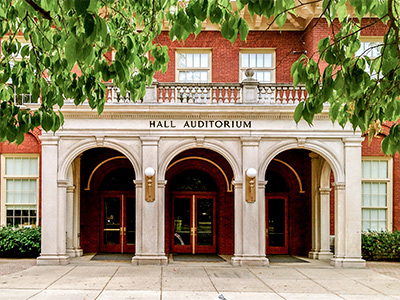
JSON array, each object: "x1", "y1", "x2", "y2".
[{"x1": 245, "y1": 68, "x2": 255, "y2": 78}]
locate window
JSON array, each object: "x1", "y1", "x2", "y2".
[
  {"x1": 1, "y1": 155, "x2": 39, "y2": 228},
  {"x1": 176, "y1": 50, "x2": 211, "y2": 83},
  {"x1": 355, "y1": 37, "x2": 383, "y2": 78},
  {"x1": 362, "y1": 158, "x2": 392, "y2": 232},
  {"x1": 240, "y1": 49, "x2": 275, "y2": 82}
]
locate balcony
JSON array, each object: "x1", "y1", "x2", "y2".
[{"x1": 10, "y1": 75, "x2": 306, "y2": 107}]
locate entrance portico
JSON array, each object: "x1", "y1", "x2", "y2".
[{"x1": 37, "y1": 84, "x2": 365, "y2": 268}]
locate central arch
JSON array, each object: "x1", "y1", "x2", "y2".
[{"x1": 165, "y1": 148, "x2": 234, "y2": 255}]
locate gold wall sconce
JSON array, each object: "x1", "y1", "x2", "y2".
[
  {"x1": 245, "y1": 168, "x2": 257, "y2": 203},
  {"x1": 144, "y1": 167, "x2": 155, "y2": 202}
]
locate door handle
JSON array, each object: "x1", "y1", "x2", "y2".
[{"x1": 265, "y1": 229, "x2": 269, "y2": 237}]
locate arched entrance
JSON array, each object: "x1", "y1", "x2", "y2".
[
  {"x1": 265, "y1": 149, "x2": 312, "y2": 256},
  {"x1": 165, "y1": 149, "x2": 234, "y2": 255},
  {"x1": 80, "y1": 148, "x2": 136, "y2": 254}
]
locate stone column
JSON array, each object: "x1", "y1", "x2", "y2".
[
  {"x1": 37, "y1": 134, "x2": 69, "y2": 265},
  {"x1": 318, "y1": 187, "x2": 333, "y2": 259},
  {"x1": 72, "y1": 157, "x2": 83, "y2": 256},
  {"x1": 66, "y1": 185, "x2": 76, "y2": 257},
  {"x1": 309, "y1": 153, "x2": 322, "y2": 259},
  {"x1": 132, "y1": 137, "x2": 168, "y2": 265},
  {"x1": 331, "y1": 137, "x2": 366, "y2": 268},
  {"x1": 232, "y1": 137, "x2": 268, "y2": 266}
]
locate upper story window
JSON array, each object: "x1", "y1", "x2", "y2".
[
  {"x1": 355, "y1": 37, "x2": 383, "y2": 78},
  {"x1": 1, "y1": 155, "x2": 39, "y2": 228},
  {"x1": 176, "y1": 49, "x2": 211, "y2": 83},
  {"x1": 361, "y1": 157, "x2": 392, "y2": 232},
  {"x1": 240, "y1": 49, "x2": 275, "y2": 82}
]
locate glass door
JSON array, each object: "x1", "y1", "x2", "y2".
[
  {"x1": 266, "y1": 195, "x2": 288, "y2": 254},
  {"x1": 101, "y1": 192, "x2": 135, "y2": 253},
  {"x1": 172, "y1": 192, "x2": 216, "y2": 254}
]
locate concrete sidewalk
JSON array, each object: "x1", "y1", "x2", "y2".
[{"x1": 1, "y1": 255, "x2": 400, "y2": 300}]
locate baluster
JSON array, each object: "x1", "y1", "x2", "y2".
[
  {"x1": 282, "y1": 87, "x2": 287, "y2": 104},
  {"x1": 288, "y1": 87, "x2": 293, "y2": 104},
  {"x1": 258, "y1": 86, "x2": 263, "y2": 103},
  {"x1": 107, "y1": 86, "x2": 112, "y2": 103},
  {"x1": 294, "y1": 87, "x2": 300, "y2": 104},
  {"x1": 230, "y1": 87, "x2": 235, "y2": 103},
  {"x1": 170, "y1": 86, "x2": 175, "y2": 103},
  {"x1": 224, "y1": 87, "x2": 229, "y2": 103},
  {"x1": 165, "y1": 86, "x2": 170, "y2": 103},
  {"x1": 236, "y1": 86, "x2": 241, "y2": 103},
  {"x1": 159, "y1": 86, "x2": 163, "y2": 103},
  {"x1": 119, "y1": 88, "x2": 124, "y2": 103},
  {"x1": 185, "y1": 86, "x2": 191, "y2": 103},
  {"x1": 212, "y1": 87, "x2": 217, "y2": 103},
  {"x1": 276, "y1": 87, "x2": 281, "y2": 104},
  {"x1": 267, "y1": 87, "x2": 273, "y2": 104},
  {"x1": 178, "y1": 87, "x2": 184, "y2": 103},
  {"x1": 125, "y1": 91, "x2": 130, "y2": 103},
  {"x1": 201, "y1": 87, "x2": 206, "y2": 104},
  {"x1": 218, "y1": 87, "x2": 223, "y2": 103},
  {"x1": 300, "y1": 87, "x2": 306, "y2": 102},
  {"x1": 188, "y1": 87, "x2": 195, "y2": 103},
  {"x1": 206, "y1": 87, "x2": 211, "y2": 104}
]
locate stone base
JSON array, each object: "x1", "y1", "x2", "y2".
[
  {"x1": 37, "y1": 254, "x2": 70, "y2": 265},
  {"x1": 330, "y1": 257, "x2": 366, "y2": 268},
  {"x1": 309, "y1": 251, "x2": 333, "y2": 260},
  {"x1": 231, "y1": 256, "x2": 269, "y2": 267},
  {"x1": 66, "y1": 249, "x2": 83, "y2": 257},
  {"x1": 132, "y1": 255, "x2": 168, "y2": 266}
]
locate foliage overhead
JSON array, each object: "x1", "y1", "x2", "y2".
[{"x1": 0, "y1": 0, "x2": 399, "y2": 154}]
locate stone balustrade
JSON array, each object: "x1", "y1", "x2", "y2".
[{"x1": 9, "y1": 75, "x2": 307, "y2": 106}]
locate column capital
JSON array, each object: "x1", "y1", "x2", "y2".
[
  {"x1": 140, "y1": 137, "x2": 160, "y2": 146},
  {"x1": 343, "y1": 137, "x2": 364, "y2": 147},
  {"x1": 309, "y1": 152, "x2": 320, "y2": 159},
  {"x1": 332, "y1": 182, "x2": 345, "y2": 190},
  {"x1": 39, "y1": 134, "x2": 59, "y2": 145},
  {"x1": 319, "y1": 187, "x2": 332, "y2": 195},
  {"x1": 240, "y1": 136, "x2": 261, "y2": 146},
  {"x1": 157, "y1": 180, "x2": 167, "y2": 188},
  {"x1": 66, "y1": 186, "x2": 75, "y2": 193},
  {"x1": 57, "y1": 180, "x2": 68, "y2": 188}
]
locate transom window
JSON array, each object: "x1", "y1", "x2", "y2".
[
  {"x1": 1, "y1": 155, "x2": 39, "y2": 228},
  {"x1": 176, "y1": 50, "x2": 211, "y2": 83},
  {"x1": 240, "y1": 50, "x2": 275, "y2": 82},
  {"x1": 362, "y1": 158, "x2": 392, "y2": 232}
]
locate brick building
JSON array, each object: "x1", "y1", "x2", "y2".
[{"x1": 0, "y1": 4, "x2": 395, "y2": 268}]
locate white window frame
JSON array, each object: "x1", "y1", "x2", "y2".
[
  {"x1": 1, "y1": 154, "x2": 40, "y2": 227},
  {"x1": 361, "y1": 156, "x2": 393, "y2": 232},
  {"x1": 175, "y1": 48, "x2": 212, "y2": 83},
  {"x1": 355, "y1": 36, "x2": 383, "y2": 78},
  {"x1": 239, "y1": 48, "x2": 276, "y2": 82}
]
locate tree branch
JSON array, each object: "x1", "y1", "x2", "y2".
[{"x1": 24, "y1": 0, "x2": 52, "y2": 20}]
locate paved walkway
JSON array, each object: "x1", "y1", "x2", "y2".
[{"x1": 1, "y1": 255, "x2": 400, "y2": 300}]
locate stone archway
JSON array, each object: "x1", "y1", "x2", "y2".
[{"x1": 165, "y1": 148, "x2": 235, "y2": 256}]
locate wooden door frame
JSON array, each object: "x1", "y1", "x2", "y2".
[
  {"x1": 266, "y1": 193, "x2": 289, "y2": 254},
  {"x1": 100, "y1": 191, "x2": 135, "y2": 253},
  {"x1": 171, "y1": 191, "x2": 217, "y2": 254}
]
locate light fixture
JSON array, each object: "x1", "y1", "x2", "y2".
[
  {"x1": 145, "y1": 167, "x2": 155, "y2": 202},
  {"x1": 246, "y1": 168, "x2": 257, "y2": 203}
]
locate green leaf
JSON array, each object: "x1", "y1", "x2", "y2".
[
  {"x1": 84, "y1": 14, "x2": 95, "y2": 38},
  {"x1": 74, "y1": 0, "x2": 90, "y2": 15},
  {"x1": 238, "y1": 18, "x2": 249, "y2": 42},
  {"x1": 294, "y1": 102, "x2": 304, "y2": 123}
]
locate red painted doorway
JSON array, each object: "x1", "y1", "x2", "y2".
[
  {"x1": 266, "y1": 195, "x2": 289, "y2": 254},
  {"x1": 172, "y1": 191, "x2": 217, "y2": 254},
  {"x1": 100, "y1": 192, "x2": 135, "y2": 253}
]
